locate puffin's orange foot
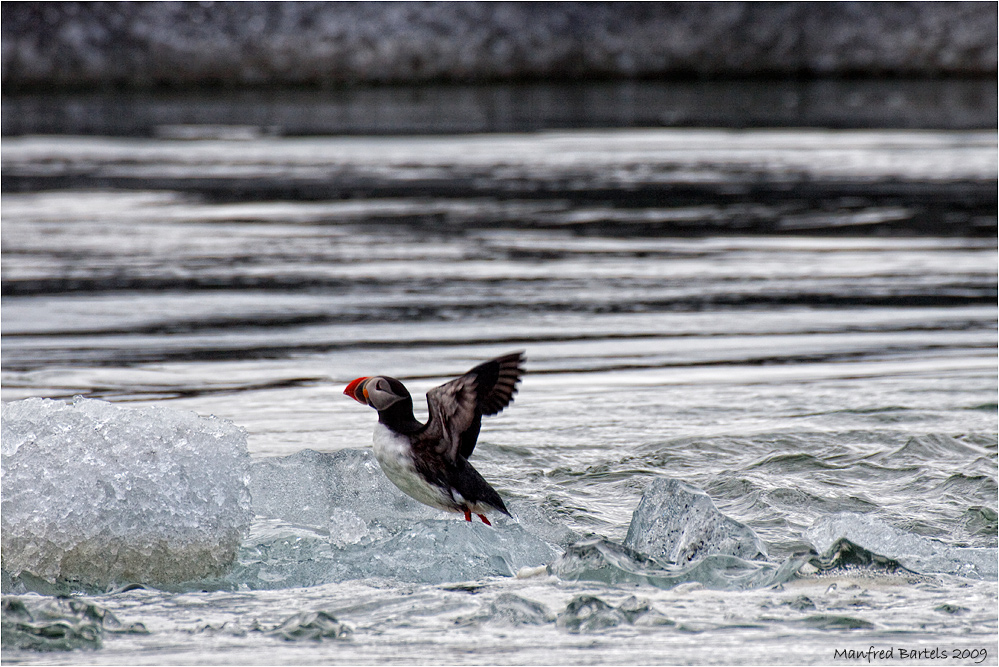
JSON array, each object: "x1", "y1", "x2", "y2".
[
  {"x1": 477, "y1": 514, "x2": 492, "y2": 526},
  {"x1": 464, "y1": 510, "x2": 472, "y2": 522}
]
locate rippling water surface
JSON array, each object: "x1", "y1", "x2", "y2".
[{"x1": 1, "y1": 117, "x2": 996, "y2": 665}]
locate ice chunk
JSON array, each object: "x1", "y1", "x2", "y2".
[
  {"x1": 481, "y1": 593, "x2": 555, "y2": 625},
  {"x1": 549, "y1": 538, "x2": 663, "y2": 585},
  {"x1": 502, "y1": 498, "x2": 581, "y2": 548},
  {"x1": 251, "y1": 449, "x2": 579, "y2": 546},
  {"x1": 229, "y1": 520, "x2": 344, "y2": 589},
  {"x1": 1, "y1": 398, "x2": 252, "y2": 590},
  {"x1": 231, "y1": 517, "x2": 560, "y2": 588},
  {"x1": 269, "y1": 611, "x2": 351, "y2": 642},
  {"x1": 556, "y1": 596, "x2": 627, "y2": 633},
  {"x1": 241, "y1": 448, "x2": 568, "y2": 586},
  {"x1": 623, "y1": 478, "x2": 767, "y2": 563},
  {"x1": 455, "y1": 592, "x2": 554, "y2": 627},
  {"x1": 550, "y1": 538, "x2": 800, "y2": 590},
  {"x1": 249, "y1": 448, "x2": 439, "y2": 544},
  {"x1": 1, "y1": 595, "x2": 147, "y2": 651},
  {"x1": 340, "y1": 519, "x2": 560, "y2": 583},
  {"x1": 555, "y1": 594, "x2": 672, "y2": 633},
  {"x1": 250, "y1": 448, "x2": 430, "y2": 524},
  {"x1": 806, "y1": 537, "x2": 910, "y2": 575},
  {"x1": 617, "y1": 596, "x2": 674, "y2": 626},
  {"x1": 806, "y1": 513, "x2": 998, "y2": 580},
  {"x1": 327, "y1": 508, "x2": 370, "y2": 548},
  {"x1": 250, "y1": 448, "x2": 575, "y2": 543},
  {"x1": 781, "y1": 595, "x2": 816, "y2": 611}
]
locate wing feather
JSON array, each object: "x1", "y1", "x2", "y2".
[{"x1": 423, "y1": 351, "x2": 525, "y2": 462}]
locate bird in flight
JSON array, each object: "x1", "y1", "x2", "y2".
[{"x1": 344, "y1": 351, "x2": 525, "y2": 525}]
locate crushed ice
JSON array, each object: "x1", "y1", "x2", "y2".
[{"x1": 1, "y1": 398, "x2": 252, "y2": 590}]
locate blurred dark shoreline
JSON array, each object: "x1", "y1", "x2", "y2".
[
  {"x1": 4, "y1": 3, "x2": 995, "y2": 136},
  {"x1": 3, "y1": 2, "x2": 995, "y2": 92}
]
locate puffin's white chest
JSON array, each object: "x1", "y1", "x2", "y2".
[{"x1": 371, "y1": 422, "x2": 455, "y2": 511}]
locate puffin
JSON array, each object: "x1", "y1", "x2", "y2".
[{"x1": 343, "y1": 351, "x2": 525, "y2": 525}]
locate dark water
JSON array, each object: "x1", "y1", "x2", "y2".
[
  {"x1": 1, "y1": 90, "x2": 996, "y2": 664},
  {"x1": 3, "y1": 80, "x2": 997, "y2": 137}
]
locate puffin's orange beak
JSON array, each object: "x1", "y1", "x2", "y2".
[{"x1": 344, "y1": 377, "x2": 370, "y2": 404}]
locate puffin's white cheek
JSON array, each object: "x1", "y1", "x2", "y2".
[{"x1": 368, "y1": 389, "x2": 392, "y2": 411}]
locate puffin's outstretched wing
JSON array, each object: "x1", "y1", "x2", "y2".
[{"x1": 422, "y1": 351, "x2": 525, "y2": 462}]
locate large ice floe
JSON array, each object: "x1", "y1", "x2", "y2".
[
  {"x1": 1, "y1": 398, "x2": 252, "y2": 591},
  {"x1": 235, "y1": 448, "x2": 565, "y2": 588}
]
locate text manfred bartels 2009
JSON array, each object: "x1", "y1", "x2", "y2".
[{"x1": 834, "y1": 647, "x2": 988, "y2": 664}]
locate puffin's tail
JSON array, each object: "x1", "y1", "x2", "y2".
[{"x1": 454, "y1": 458, "x2": 511, "y2": 517}]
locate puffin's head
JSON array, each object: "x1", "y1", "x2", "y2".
[{"x1": 344, "y1": 375, "x2": 411, "y2": 411}]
